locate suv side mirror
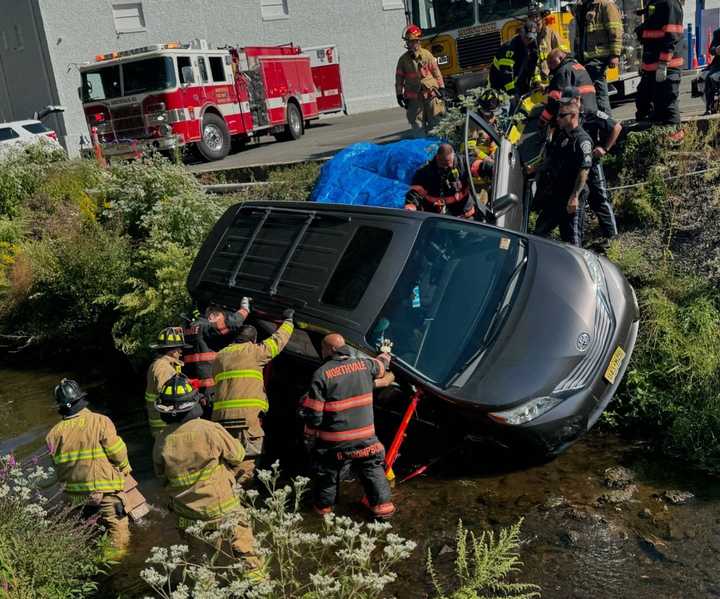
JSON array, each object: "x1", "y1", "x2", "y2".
[
  {"x1": 493, "y1": 193, "x2": 520, "y2": 216},
  {"x1": 181, "y1": 66, "x2": 195, "y2": 85}
]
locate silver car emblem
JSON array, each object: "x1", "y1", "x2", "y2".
[{"x1": 576, "y1": 332, "x2": 591, "y2": 352}]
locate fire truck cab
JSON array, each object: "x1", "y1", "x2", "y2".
[{"x1": 79, "y1": 41, "x2": 344, "y2": 161}]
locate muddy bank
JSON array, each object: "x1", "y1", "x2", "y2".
[{"x1": 2, "y1": 366, "x2": 719, "y2": 598}]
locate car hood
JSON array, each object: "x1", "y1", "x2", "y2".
[{"x1": 443, "y1": 239, "x2": 599, "y2": 410}]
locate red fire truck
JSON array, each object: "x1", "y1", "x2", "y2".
[{"x1": 79, "y1": 41, "x2": 344, "y2": 161}]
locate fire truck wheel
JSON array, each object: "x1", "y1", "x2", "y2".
[
  {"x1": 275, "y1": 102, "x2": 304, "y2": 142},
  {"x1": 197, "y1": 113, "x2": 231, "y2": 161}
]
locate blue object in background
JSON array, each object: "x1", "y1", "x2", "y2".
[
  {"x1": 311, "y1": 138, "x2": 440, "y2": 208},
  {"x1": 411, "y1": 285, "x2": 421, "y2": 309}
]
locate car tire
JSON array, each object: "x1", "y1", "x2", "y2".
[
  {"x1": 274, "y1": 102, "x2": 303, "y2": 142},
  {"x1": 196, "y1": 113, "x2": 231, "y2": 161}
]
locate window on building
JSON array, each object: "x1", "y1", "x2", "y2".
[
  {"x1": 382, "y1": 0, "x2": 405, "y2": 9},
  {"x1": 112, "y1": 2, "x2": 146, "y2": 34},
  {"x1": 261, "y1": 0, "x2": 289, "y2": 20},
  {"x1": 0, "y1": 127, "x2": 19, "y2": 142},
  {"x1": 198, "y1": 57, "x2": 209, "y2": 83},
  {"x1": 177, "y1": 56, "x2": 192, "y2": 84},
  {"x1": 322, "y1": 227, "x2": 393, "y2": 310},
  {"x1": 209, "y1": 57, "x2": 227, "y2": 82}
]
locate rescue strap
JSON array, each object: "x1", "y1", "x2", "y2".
[
  {"x1": 304, "y1": 424, "x2": 376, "y2": 443},
  {"x1": 183, "y1": 351, "x2": 217, "y2": 364},
  {"x1": 301, "y1": 392, "x2": 373, "y2": 413},
  {"x1": 213, "y1": 398, "x2": 269, "y2": 411},
  {"x1": 168, "y1": 463, "x2": 221, "y2": 488}
]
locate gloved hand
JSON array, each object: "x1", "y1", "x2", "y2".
[
  {"x1": 396, "y1": 94, "x2": 406, "y2": 108},
  {"x1": 240, "y1": 296, "x2": 251, "y2": 312},
  {"x1": 656, "y1": 62, "x2": 668, "y2": 83},
  {"x1": 436, "y1": 87, "x2": 450, "y2": 101},
  {"x1": 282, "y1": 308, "x2": 295, "y2": 321}
]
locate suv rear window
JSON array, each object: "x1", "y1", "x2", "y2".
[
  {"x1": 22, "y1": 123, "x2": 49, "y2": 134},
  {"x1": 0, "y1": 127, "x2": 19, "y2": 141},
  {"x1": 321, "y1": 226, "x2": 393, "y2": 310}
]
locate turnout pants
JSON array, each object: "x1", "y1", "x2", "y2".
[
  {"x1": 584, "y1": 57, "x2": 612, "y2": 115},
  {"x1": 635, "y1": 69, "x2": 681, "y2": 125},
  {"x1": 587, "y1": 162, "x2": 617, "y2": 238},
  {"x1": 220, "y1": 412, "x2": 265, "y2": 485},
  {"x1": 534, "y1": 187, "x2": 588, "y2": 247},
  {"x1": 405, "y1": 96, "x2": 445, "y2": 134},
  {"x1": 69, "y1": 492, "x2": 130, "y2": 560},
  {"x1": 312, "y1": 444, "x2": 392, "y2": 511}
]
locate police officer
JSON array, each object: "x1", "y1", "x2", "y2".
[
  {"x1": 145, "y1": 327, "x2": 189, "y2": 437},
  {"x1": 183, "y1": 298, "x2": 251, "y2": 409},
  {"x1": 300, "y1": 333, "x2": 396, "y2": 519},
  {"x1": 635, "y1": 0, "x2": 684, "y2": 126},
  {"x1": 153, "y1": 374, "x2": 262, "y2": 574},
  {"x1": 405, "y1": 143, "x2": 476, "y2": 218},
  {"x1": 211, "y1": 309, "x2": 295, "y2": 484},
  {"x1": 490, "y1": 20, "x2": 541, "y2": 95},
  {"x1": 46, "y1": 379, "x2": 132, "y2": 560},
  {"x1": 540, "y1": 48, "x2": 598, "y2": 125},
  {"x1": 533, "y1": 100, "x2": 593, "y2": 246},
  {"x1": 704, "y1": 28, "x2": 720, "y2": 114},
  {"x1": 574, "y1": 0, "x2": 624, "y2": 114},
  {"x1": 395, "y1": 24, "x2": 446, "y2": 134}
]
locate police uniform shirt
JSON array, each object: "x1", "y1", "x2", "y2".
[
  {"x1": 581, "y1": 110, "x2": 617, "y2": 148},
  {"x1": 546, "y1": 126, "x2": 594, "y2": 198}
]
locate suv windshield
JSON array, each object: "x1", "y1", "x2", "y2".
[
  {"x1": 368, "y1": 218, "x2": 526, "y2": 386},
  {"x1": 81, "y1": 57, "x2": 176, "y2": 101}
]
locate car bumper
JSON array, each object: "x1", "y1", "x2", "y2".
[{"x1": 100, "y1": 135, "x2": 183, "y2": 158}]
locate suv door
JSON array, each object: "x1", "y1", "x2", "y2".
[{"x1": 464, "y1": 110, "x2": 529, "y2": 232}]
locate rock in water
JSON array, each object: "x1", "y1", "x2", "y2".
[
  {"x1": 662, "y1": 490, "x2": 694, "y2": 505},
  {"x1": 603, "y1": 466, "x2": 636, "y2": 489}
]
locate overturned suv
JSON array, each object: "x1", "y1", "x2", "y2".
[{"x1": 188, "y1": 189, "x2": 639, "y2": 456}]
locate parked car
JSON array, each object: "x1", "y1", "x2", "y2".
[
  {"x1": 188, "y1": 201, "x2": 639, "y2": 455},
  {"x1": 0, "y1": 106, "x2": 65, "y2": 156}
]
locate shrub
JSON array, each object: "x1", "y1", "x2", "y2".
[{"x1": 0, "y1": 454, "x2": 103, "y2": 598}]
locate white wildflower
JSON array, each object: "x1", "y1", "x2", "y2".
[{"x1": 140, "y1": 567, "x2": 168, "y2": 587}]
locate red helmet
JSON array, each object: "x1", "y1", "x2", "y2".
[{"x1": 403, "y1": 24, "x2": 422, "y2": 41}]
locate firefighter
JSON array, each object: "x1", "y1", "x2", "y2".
[
  {"x1": 559, "y1": 87, "x2": 621, "y2": 244},
  {"x1": 573, "y1": 0, "x2": 624, "y2": 114},
  {"x1": 489, "y1": 20, "x2": 541, "y2": 96},
  {"x1": 153, "y1": 374, "x2": 262, "y2": 573},
  {"x1": 145, "y1": 327, "x2": 189, "y2": 437},
  {"x1": 183, "y1": 298, "x2": 251, "y2": 409},
  {"x1": 635, "y1": 0, "x2": 684, "y2": 126},
  {"x1": 300, "y1": 333, "x2": 396, "y2": 519},
  {"x1": 533, "y1": 99, "x2": 593, "y2": 246},
  {"x1": 540, "y1": 48, "x2": 598, "y2": 125},
  {"x1": 528, "y1": 1, "x2": 562, "y2": 85},
  {"x1": 46, "y1": 379, "x2": 132, "y2": 560},
  {"x1": 211, "y1": 309, "x2": 295, "y2": 484},
  {"x1": 404, "y1": 143, "x2": 476, "y2": 218},
  {"x1": 704, "y1": 28, "x2": 720, "y2": 114},
  {"x1": 395, "y1": 24, "x2": 446, "y2": 134}
]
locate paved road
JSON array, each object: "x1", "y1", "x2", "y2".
[{"x1": 188, "y1": 74, "x2": 703, "y2": 173}]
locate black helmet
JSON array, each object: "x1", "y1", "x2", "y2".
[
  {"x1": 54, "y1": 378, "x2": 87, "y2": 409},
  {"x1": 149, "y1": 327, "x2": 191, "y2": 350},
  {"x1": 155, "y1": 374, "x2": 199, "y2": 416},
  {"x1": 236, "y1": 324, "x2": 257, "y2": 343}
]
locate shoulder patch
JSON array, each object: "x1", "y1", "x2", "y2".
[
  {"x1": 595, "y1": 110, "x2": 609, "y2": 120},
  {"x1": 580, "y1": 140, "x2": 593, "y2": 154}
]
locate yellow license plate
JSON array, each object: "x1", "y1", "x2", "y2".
[{"x1": 604, "y1": 346, "x2": 626, "y2": 384}]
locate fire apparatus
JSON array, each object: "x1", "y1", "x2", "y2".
[
  {"x1": 79, "y1": 41, "x2": 344, "y2": 161},
  {"x1": 408, "y1": 0, "x2": 643, "y2": 99}
]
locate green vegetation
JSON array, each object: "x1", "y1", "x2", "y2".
[
  {"x1": 602, "y1": 123, "x2": 720, "y2": 471},
  {"x1": 0, "y1": 455, "x2": 104, "y2": 598}
]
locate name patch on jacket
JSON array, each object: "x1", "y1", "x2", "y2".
[{"x1": 324, "y1": 360, "x2": 368, "y2": 380}]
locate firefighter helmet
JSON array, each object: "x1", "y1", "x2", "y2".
[
  {"x1": 155, "y1": 374, "x2": 199, "y2": 415},
  {"x1": 149, "y1": 326, "x2": 191, "y2": 350},
  {"x1": 403, "y1": 24, "x2": 422, "y2": 41},
  {"x1": 54, "y1": 378, "x2": 87, "y2": 409}
]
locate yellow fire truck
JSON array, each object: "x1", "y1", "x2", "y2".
[{"x1": 409, "y1": 0, "x2": 643, "y2": 99}]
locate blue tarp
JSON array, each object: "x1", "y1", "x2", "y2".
[{"x1": 310, "y1": 138, "x2": 440, "y2": 208}]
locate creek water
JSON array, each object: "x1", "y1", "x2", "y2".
[{"x1": 3, "y1": 365, "x2": 720, "y2": 599}]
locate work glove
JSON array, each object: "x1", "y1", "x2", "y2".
[
  {"x1": 396, "y1": 94, "x2": 406, "y2": 108},
  {"x1": 656, "y1": 62, "x2": 668, "y2": 83},
  {"x1": 282, "y1": 308, "x2": 295, "y2": 321},
  {"x1": 240, "y1": 296, "x2": 251, "y2": 312}
]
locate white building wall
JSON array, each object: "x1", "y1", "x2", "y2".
[{"x1": 31, "y1": 0, "x2": 406, "y2": 154}]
